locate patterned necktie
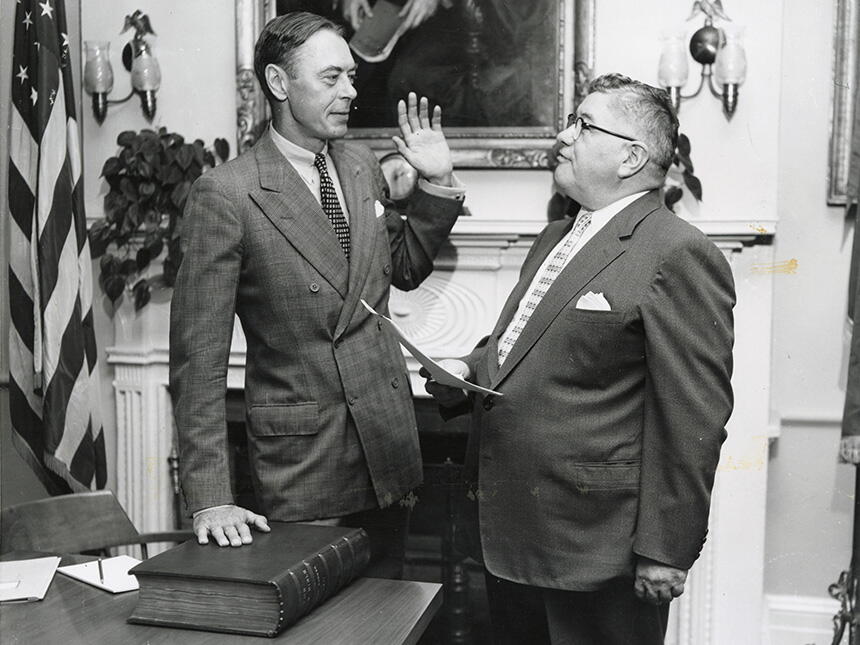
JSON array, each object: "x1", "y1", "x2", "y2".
[
  {"x1": 497, "y1": 212, "x2": 593, "y2": 365},
  {"x1": 313, "y1": 153, "x2": 351, "y2": 260}
]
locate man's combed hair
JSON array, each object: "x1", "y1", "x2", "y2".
[
  {"x1": 588, "y1": 73, "x2": 679, "y2": 172},
  {"x1": 254, "y1": 12, "x2": 344, "y2": 102}
]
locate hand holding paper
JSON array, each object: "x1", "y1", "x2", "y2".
[{"x1": 360, "y1": 300, "x2": 501, "y2": 397}]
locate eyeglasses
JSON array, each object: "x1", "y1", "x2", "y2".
[{"x1": 565, "y1": 114, "x2": 637, "y2": 142}]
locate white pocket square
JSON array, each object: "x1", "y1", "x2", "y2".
[
  {"x1": 374, "y1": 200, "x2": 385, "y2": 218},
  {"x1": 576, "y1": 291, "x2": 611, "y2": 311}
]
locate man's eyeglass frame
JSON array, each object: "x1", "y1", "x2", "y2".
[{"x1": 565, "y1": 114, "x2": 637, "y2": 143}]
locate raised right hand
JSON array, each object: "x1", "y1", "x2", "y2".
[
  {"x1": 193, "y1": 504, "x2": 270, "y2": 547},
  {"x1": 340, "y1": 0, "x2": 373, "y2": 30},
  {"x1": 421, "y1": 359, "x2": 471, "y2": 408}
]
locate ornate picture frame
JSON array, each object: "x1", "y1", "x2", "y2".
[
  {"x1": 829, "y1": 0, "x2": 858, "y2": 205},
  {"x1": 235, "y1": 0, "x2": 595, "y2": 169}
]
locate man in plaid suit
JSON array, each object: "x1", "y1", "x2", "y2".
[{"x1": 169, "y1": 11, "x2": 463, "y2": 577}]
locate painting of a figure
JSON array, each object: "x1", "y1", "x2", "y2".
[{"x1": 276, "y1": 0, "x2": 561, "y2": 132}]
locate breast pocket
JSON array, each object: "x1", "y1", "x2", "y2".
[{"x1": 563, "y1": 309, "x2": 643, "y2": 387}]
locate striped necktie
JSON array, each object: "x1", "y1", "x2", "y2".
[
  {"x1": 497, "y1": 212, "x2": 593, "y2": 365},
  {"x1": 313, "y1": 153, "x2": 351, "y2": 260}
]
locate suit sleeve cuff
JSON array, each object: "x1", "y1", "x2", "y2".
[{"x1": 418, "y1": 174, "x2": 466, "y2": 201}]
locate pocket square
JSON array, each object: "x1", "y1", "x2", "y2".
[
  {"x1": 576, "y1": 291, "x2": 611, "y2": 311},
  {"x1": 374, "y1": 200, "x2": 385, "y2": 218}
]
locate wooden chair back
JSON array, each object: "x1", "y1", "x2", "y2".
[{"x1": 0, "y1": 491, "x2": 191, "y2": 558}]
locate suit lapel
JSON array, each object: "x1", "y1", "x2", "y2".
[
  {"x1": 330, "y1": 142, "x2": 375, "y2": 339},
  {"x1": 491, "y1": 191, "x2": 662, "y2": 388},
  {"x1": 249, "y1": 135, "x2": 349, "y2": 298}
]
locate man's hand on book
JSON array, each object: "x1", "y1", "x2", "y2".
[
  {"x1": 392, "y1": 92, "x2": 454, "y2": 187},
  {"x1": 193, "y1": 505, "x2": 270, "y2": 547}
]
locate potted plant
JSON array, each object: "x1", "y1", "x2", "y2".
[
  {"x1": 664, "y1": 132, "x2": 703, "y2": 212},
  {"x1": 89, "y1": 127, "x2": 229, "y2": 310}
]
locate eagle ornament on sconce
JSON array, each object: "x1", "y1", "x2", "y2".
[{"x1": 657, "y1": 0, "x2": 747, "y2": 119}]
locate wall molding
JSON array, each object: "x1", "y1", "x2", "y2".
[
  {"x1": 764, "y1": 594, "x2": 842, "y2": 645},
  {"x1": 778, "y1": 411, "x2": 844, "y2": 427}
]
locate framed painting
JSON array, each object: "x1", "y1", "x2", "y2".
[
  {"x1": 236, "y1": 0, "x2": 595, "y2": 168},
  {"x1": 829, "y1": 0, "x2": 858, "y2": 205}
]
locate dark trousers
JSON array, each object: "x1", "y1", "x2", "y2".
[
  {"x1": 341, "y1": 503, "x2": 411, "y2": 579},
  {"x1": 484, "y1": 570, "x2": 670, "y2": 645}
]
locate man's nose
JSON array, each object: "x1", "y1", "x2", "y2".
[
  {"x1": 556, "y1": 125, "x2": 575, "y2": 146},
  {"x1": 341, "y1": 78, "x2": 357, "y2": 100}
]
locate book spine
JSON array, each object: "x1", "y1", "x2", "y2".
[{"x1": 272, "y1": 528, "x2": 370, "y2": 634}]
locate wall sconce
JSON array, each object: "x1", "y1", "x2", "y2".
[
  {"x1": 83, "y1": 10, "x2": 161, "y2": 125},
  {"x1": 657, "y1": 1, "x2": 747, "y2": 119}
]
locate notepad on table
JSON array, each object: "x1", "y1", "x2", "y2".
[
  {"x1": 57, "y1": 554, "x2": 141, "y2": 593},
  {"x1": 0, "y1": 556, "x2": 61, "y2": 602}
]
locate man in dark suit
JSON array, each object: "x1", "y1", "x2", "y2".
[
  {"x1": 425, "y1": 74, "x2": 734, "y2": 643},
  {"x1": 169, "y1": 11, "x2": 463, "y2": 577}
]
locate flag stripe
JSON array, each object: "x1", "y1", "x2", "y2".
[{"x1": 8, "y1": 0, "x2": 106, "y2": 493}]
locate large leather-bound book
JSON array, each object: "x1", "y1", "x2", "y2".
[{"x1": 127, "y1": 522, "x2": 370, "y2": 637}]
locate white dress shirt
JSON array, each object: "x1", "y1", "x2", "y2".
[{"x1": 499, "y1": 191, "x2": 648, "y2": 344}]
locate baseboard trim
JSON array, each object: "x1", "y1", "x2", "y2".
[{"x1": 765, "y1": 594, "x2": 843, "y2": 645}]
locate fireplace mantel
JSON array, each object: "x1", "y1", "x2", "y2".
[{"x1": 107, "y1": 219, "x2": 775, "y2": 644}]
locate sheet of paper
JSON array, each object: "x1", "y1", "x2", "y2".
[
  {"x1": 57, "y1": 554, "x2": 141, "y2": 593},
  {"x1": 0, "y1": 556, "x2": 60, "y2": 602},
  {"x1": 360, "y1": 300, "x2": 502, "y2": 397}
]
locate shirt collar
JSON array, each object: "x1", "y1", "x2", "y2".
[
  {"x1": 588, "y1": 191, "x2": 649, "y2": 223},
  {"x1": 268, "y1": 124, "x2": 328, "y2": 167}
]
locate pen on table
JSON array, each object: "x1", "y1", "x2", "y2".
[{"x1": 97, "y1": 558, "x2": 104, "y2": 583}]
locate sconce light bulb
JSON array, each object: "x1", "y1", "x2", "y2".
[
  {"x1": 722, "y1": 84, "x2": 739, "y2": 119},
  {"x1": 139, "y1": 90, "x2": 157, "y2": 122},
  {"x1": 91, "y1": 93, "x2": 108, "y2": 125}
]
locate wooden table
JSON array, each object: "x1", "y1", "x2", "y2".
[{"x1": 0, "y1": 555, "x2": 441, "y2": 644}]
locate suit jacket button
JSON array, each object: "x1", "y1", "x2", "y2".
[
  {"x1": 382, "y1": 264, "x2": 391, "y2": 275},
  {"x1": 391, "y1": 377, "x2": 399, "y2": 389},
  {"x1": 309, "y1": 282, "x2": 320, "y2": 293},
  {"x1": 483, "y1": 395, "x2": 494, "y2": 411},
  {"x1": 334, "y1": 339, "x2": 341, "y2": 349},
  {"x1": 348, "y1": 395, "x2": 357, "y2": 406},
  {"x1": 377, "y1": 319, "x2": 383, "y2": 331}
]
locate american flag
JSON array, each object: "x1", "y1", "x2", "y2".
[{"x1": 8, "y1": 0, "x2": 106, "y2": 493}]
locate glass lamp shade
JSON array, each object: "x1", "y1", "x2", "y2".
[
  {"x1": 658, "y1": 36, "x2": 689, "y2": 88},
  {"x1": 83, "y1": 41, "x2": 114, "y2": 94},
  {"x1": 714, "y1": 30, "x2": 747, "y2": 85},
  {"x1": 130, "y1": 50, "x2": 162, "y2": 92}
]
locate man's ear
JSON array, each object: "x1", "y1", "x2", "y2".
[
  {"x1": 618, "y1": 142, "x2": 650, "y2": 179},
  {"x1": 265, "y1": 63, "x2": 289, "y2": 102}
]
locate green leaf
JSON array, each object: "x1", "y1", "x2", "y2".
[
  {"x1": 139, "y1": 181, "x2": 155, "y2": 197},
  {"x1": 677, "y1": 133, "x2": 691, "y2": 156},
  {"x1": 214, "y1": 138, "x2": 229, "y2": 162},
  {"x1": 117, "y1": 130, "x2": 137, "y2": 147},
  {"x1": 132, "y1": 279, "x2": 151, "y2": 311},
  {"x1": 175, "y1": 145, "x2": 194, "y2": 171},
  {"x1": 664, "y1": 186, "x2": 683, "y2": 211},
  {"x1": 101, "y1": 157, "x2": 122, "y2": 178},
  {"x1": 683, "y1": 171, "x2": 703, "y2": 201},
  {"x1": 119, "y1": 258, "x2": 137, "y2": 277},
  {"x1": 146, "y1": 235, "x2": 164, "y2": 259},
  {"x1": 170, "y1": 181, "x2": 191, "y2": 210},
  {"x1": 99, "y1": 253, "x2": 119, "y2": 276},
  {"x1": 136, "y1": 247, "x2": 152, "y2": 272},
  {"x1": 104, "y1": 274, "x2": 126, "y2": 303},
  {"x1": 677, "y1": 152, "x2": 694, "y2": 173},
  {"x1": 120, "y1": 177, "x2": 138, "y2": 200},
  {"x1": 89, "y1": 222, "x2": 109, "y2": 258}
]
